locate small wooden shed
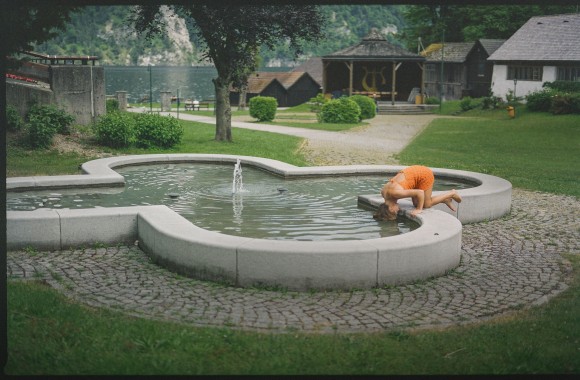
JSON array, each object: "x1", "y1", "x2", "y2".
[
  {"x1": 421, "y1": 39, "x2": 505, "y2": 100},
  {"x1": 322, "y1": 28, "x2": 426, "y2": 104},
  {"x1": 230, "y1": 71, "x2": 321, "y2": 107}
]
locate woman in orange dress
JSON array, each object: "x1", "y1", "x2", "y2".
[{"x1": 373, "y1": 165, "x2": 462, "y2": 221}]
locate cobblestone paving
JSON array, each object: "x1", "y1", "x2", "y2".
[{"x1": 7, "y1": 188, "x2": 579, "y2": 334}]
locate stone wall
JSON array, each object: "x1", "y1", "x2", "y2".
[{"x1": 6, "y1": 64, "x2": 106, "y2": 125}]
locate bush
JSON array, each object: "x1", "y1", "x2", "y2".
[
  {"x1": 460, "y1": 97, "x2": 476, "y2": 111},
  {"x1": 106, "y1": 98, "x2": 120, "y2": 113},
  {"x1": 27, "y1": 114, "x2": 57, "y2": 149},
  {"x1": 317, "y1": 97, "x2": 361, "y2": 123},
  {"x1": 349, "y1": 95, "x2": 376, "y2": 120},
  {"x1": 481, "y1": 93, "x2": 504, "y2": 109},
  {"x1": 27, "y1": 104, "x2": 75, "y2": 135},
  {"x1": 134, "y1": 113, "x2": 183, "y2": 148},
  {"x1": 249, "y1": 96, "x2": 277, "y2": 122},
  {"x1": 425, "y1": 97, "x2": 440, "y2": 105},
  {"x1": 526, "y1": 89, "x2": 555, "y2": 112},
  {"x1": 308, "y1": 93, "x2": 329, "y2": 113},
  {"x1": 93, "y1": 111, "x2": 136, "y2": 148},
  {"x1": 550, "y1": 93, "x2": 580, "y2": 115},
  {"x1": 6, "y1": 105, "x2": 24, "y2": 131},
  {"x1": 543, "y1": 81, "x2": 580, "y2": 93}
]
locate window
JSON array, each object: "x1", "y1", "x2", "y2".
[
  {"x1": 507, "y1": 66, "x2": 543, "y2": 81},
  {"x1": 557, "y1": 67, "x2": 580, "y2": 82}
]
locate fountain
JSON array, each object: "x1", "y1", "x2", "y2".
[
  {"x1": 6, "y1": 154, "x2": 512, "y2": 291},
  {"x1": 232, "y1": 158, "x2": 244, "y2": 195}
]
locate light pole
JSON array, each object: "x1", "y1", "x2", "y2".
[
  {"x1": 176, "y1": 85, "x2": 188, "y2": 120},
  {"x1": 148, "y1": 64, "x2": 153, "y2": 113}
]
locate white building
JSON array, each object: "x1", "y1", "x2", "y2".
[{"x1": 488, "y1": 13, "x2": 580, "y2": 100}]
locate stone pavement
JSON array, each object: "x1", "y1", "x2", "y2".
[{"x1": 7, "y1": 113, "x2": 580, "y2": 333}]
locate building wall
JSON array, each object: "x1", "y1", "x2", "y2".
[{"x1": 491, "y1": 64, "x2": 558, "y2": 100}]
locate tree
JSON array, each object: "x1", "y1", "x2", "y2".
[
  {"x1": 0, "y1": 1, "x2": 79, "y2": 60},
  {"x1": 399, "y1": 4, "x2": 578, "y2": 51},
  {"x1": 132, "y1": 3, "x2": 325, "y2": 141}
]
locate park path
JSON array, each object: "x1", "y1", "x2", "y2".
[
  {"x1": 129, "y1": 108, "x2": 437, "y2": 165},
  {"x1": 7, "y1": 110, "x2": 580, "y2": 333}
]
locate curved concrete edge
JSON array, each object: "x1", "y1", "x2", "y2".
[
  {"x1": 7, "y1": 203, "x2": 462, "y2": 292},
  {"x1": 358, "y1": 167, "x2": 512, "y2": 224}
]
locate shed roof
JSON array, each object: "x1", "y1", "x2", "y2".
[
  {"x1": 291, "y1": 57, "x2": 323, "y2": 86},
  {"x1": 421, "y1": 42, "x2": 475, "y2": 63},
  {"x1": 478, "y1": 39, "x2": 506, "y2": 56},
  {"x1": 323, "y1": 28, "x2": 424, "y2": 61},
  {"x1": 232, "y1": 71, "x2": 316, "y2": 94},
  {"x1": 488, "y1": 13, "x2": 580, "y2": 62}
]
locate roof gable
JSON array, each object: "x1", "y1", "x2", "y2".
[
  {"x1": 478, "y1": 39, "x2": 506, "y2": 56},
  {"x1": 488, "y1": 13, "x2": 580, "y2": 62}
]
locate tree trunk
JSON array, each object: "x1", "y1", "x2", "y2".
[
  {"x1": 238, "y1": 84, "x2": 247, "y2": 111},
  {"x1": 213, "y1": 77, "x2": 232, "y2": 141}
]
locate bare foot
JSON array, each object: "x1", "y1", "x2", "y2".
[
  {"x1": 443, "y1": 198, "x2": 457, "y2": 212},
  {"x1": 450, "y1": 189, "x2": 462, "y2": 203}
]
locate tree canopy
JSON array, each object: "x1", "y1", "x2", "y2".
[
  {"x1": 0, "y1": 2, "x2": 79, "y2": 60},
  {"x1": 400, "y1": 4, "x2": 578, "y2": 51},
  {"x1": 133, "y1": 4, "x2": 325, "y2": 141}
]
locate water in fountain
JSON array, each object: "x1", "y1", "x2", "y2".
[{"x1": 232, "y1": 159, "x2": 244, "y2": 195}]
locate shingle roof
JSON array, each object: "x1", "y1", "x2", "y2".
[
  {"x1": 323, "y1": 28, "x2": 424, "y2": 61},
  {"x1": 291, "y1": 57, "x2": 322, "y2": 86},
  {"x1": 232, "y1": 71, "x2": 315, "y2": 93},
  {"x1": 478, "y1": 39, "x2": 506, "y2": 56},
  {"x1": 421, "y1": 42, "x2": 475, "y2": 63},
  {"x1": 488, "y1": 13, "x2": 580, "y2": 62}
]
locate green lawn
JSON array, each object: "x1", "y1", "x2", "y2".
[
  {"x1": 6, "y1": 255, "x2": 580, "y2": 375},
  {"x1": 399, "y1": 108, "x2": 580, "y2": 197},
  {"x1": 5, "y1": 106, "x2": 580, "y2": 374}
]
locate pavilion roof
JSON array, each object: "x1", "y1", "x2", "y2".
[{"x1": 323, "y1": 28, "x2": 424, "y2": 62}]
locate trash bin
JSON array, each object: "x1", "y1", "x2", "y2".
[
  {"x1": 415, "y1": 94, "x2": 423, "y2": 104},
  {"x1": 507, "y1": 106, "x2": 515, "y2": 118}
]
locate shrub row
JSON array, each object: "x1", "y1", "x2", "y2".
[
  {"x1": 5, "y1": 104, "x2": 75, "y2": 149},
  {"x1": 526, "y1": 88, "x2": 580, "y2": 114},
  {"x1": 93, "y1": 111, "x2": 184, "y2": 149},
  {"x1": 313, "y1": 94, "x2": 376, "y2": 123}
]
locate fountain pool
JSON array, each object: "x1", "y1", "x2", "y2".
[
  {"x1": 6, "y1": 162, "x2": 473, "y2": 241},
  {"x1": 7, "y1": 154, "x2": 512, "y2": 290}
]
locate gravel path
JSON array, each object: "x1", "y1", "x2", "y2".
[{"x1": 7, "y1": 113, "x2": 580, "y2": 333}]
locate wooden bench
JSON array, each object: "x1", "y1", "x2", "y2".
[{"x1": 184, "y1": 100, "x2": 212, "y2": 111}]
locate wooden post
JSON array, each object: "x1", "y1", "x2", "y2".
[
  {"x1": 343, "y1": 61, "x2": 353, "y2": 96},
  {"x1": 418, "y1": 62, "x2": 425, "y2": 103},
  {"x1": 322, "y1": 60, "x2": 329, "y2": 94},
  {"x1": 391, "y1": 62, "x2": 397, "y2": 105}
]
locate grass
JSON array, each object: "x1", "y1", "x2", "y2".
[
  {"x1": 6, "y1": 254, "x2": 580, "y2": 375},
  {"x1": 5, "y1": 104, "x2": 580, "y2": 374},
  {"x1": 7, "y1": 119, "x2": 308, "y2": 177},
  {"x1": 399, "y1": 107, "x2": 580, "y2": 197}
]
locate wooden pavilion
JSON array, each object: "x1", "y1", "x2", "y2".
[{"x1": 322, "y1": 28, "x2": 426, "y2": 105}]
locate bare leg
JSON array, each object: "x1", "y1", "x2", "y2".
[{"x1": 424, "y1": 189, "x2": 462, "y2": 211}]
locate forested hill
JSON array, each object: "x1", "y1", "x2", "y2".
[{"x1": 32, "y1": 5, "x2": 407, "y2": 67}]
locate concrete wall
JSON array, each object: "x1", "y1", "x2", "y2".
[
  {"x1": 6, "y1": 65, "x2": 106, "y2": 125},
  {"x1": 6, "y1": 82, "x2": 54, "y2": 119},
  {"x1": 50, "y1": 65, "x2": 106, "y2": 125}
]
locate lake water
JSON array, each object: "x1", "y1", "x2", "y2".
[{"x1": 104, "y1": 66, "x2": 290, "y2": 104}]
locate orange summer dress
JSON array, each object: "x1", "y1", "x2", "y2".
[{"x1": 392, "y1": 165, "x2": 434, "y2": 191}]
